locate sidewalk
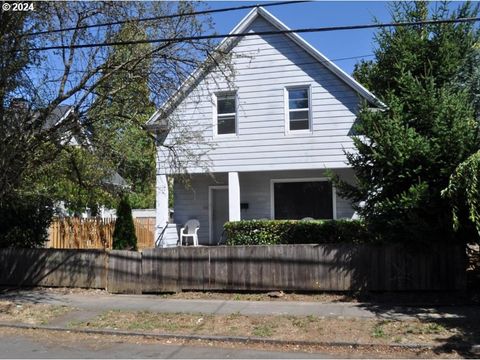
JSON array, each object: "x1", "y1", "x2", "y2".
[
  {"x1": 1, "y1": 288, "x2": 479, "y2": 357},
  {"x1": 0, "y1": 288, "x2": 477, "y2": 321}
]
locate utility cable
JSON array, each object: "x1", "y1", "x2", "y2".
[
  {"x1": 27, "y1": 16, "x2": 480, "y2": 52},
  {"x1": 24, "y1": 1, "x2": 309, "y2": 37}
]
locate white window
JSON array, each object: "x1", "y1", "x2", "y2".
[
  {"x1": 216, "y1": 92, "x2": 236, "y2": 135},
  {"x1": 287, "y1": 86, "x2": 310, "y2": 131}
]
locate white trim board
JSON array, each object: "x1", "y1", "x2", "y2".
[{"x1": 270, "y1": 177, "x2": 337, "y2": 220}]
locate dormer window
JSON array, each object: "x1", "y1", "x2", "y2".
[
  {"x1": 216, "y1": 92, "x2": 236, "y2": 135},
  {"x1": 287, "y1": 86, "x2": 311, "y2": 131}
]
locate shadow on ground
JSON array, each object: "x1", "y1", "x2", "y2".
[
  {"x1": 320, "y1": 242, "x2": 480, "y2": 358},
  {"x1": 0, "y1": 287, "x2": 66, "y2": 304},
  {"x1": 338, "y1": 278, "x2": 480, "y2": 357}
]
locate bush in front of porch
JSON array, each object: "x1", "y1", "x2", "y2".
[{"x1": 224, "y1": 220, "x2": 371, "y2": 245}]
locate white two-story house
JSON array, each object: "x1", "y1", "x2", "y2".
[{"x1": 146, "y1": 7, "x2": 381, "y2": 246}]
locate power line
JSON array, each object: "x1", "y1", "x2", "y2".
[
  {"x1": 28, "y1": 16, "x2": 480, "y2": 52},
  {"x1": 32, "y1": 54, "x2": 375, "y2": 73},
  {"x1": 24, "y1": 1, "x2": 309, "y2": 37}
]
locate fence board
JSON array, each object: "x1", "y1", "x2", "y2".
[
  {"x1": 0, "y1": 248, "x2": 107, "y2": 288},
  {"x1": 107, "y1": 250, "x2": 142, "y2": 294},
  {"x1": 0, "y1": 244, "x2": 467, "y2": 293},
  {"x1": 142, "y1": 248, "x2": 179, "y2": 292},
  {"x1": 48, "y1": 217, "x2": 155, "y2": 250}
]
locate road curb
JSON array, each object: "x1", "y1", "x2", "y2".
[{"x1": 0, "y1": 321, "x2": 470, "y2": 352}]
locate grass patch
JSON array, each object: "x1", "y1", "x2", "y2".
[
  {"x1": 69, "y1": 310, "x2": 468, "y2": 345},
  {"x1": 372, "y1": 321, "x2": 388, "y2": 338},
  {"x1": 252, "y1": 324, "x2": 275, "y2": 337},
  {"x1": 403, "y1": 322, "x2": 446, "y2": 335},
  {"x1": 0, "y1": 301, "x2": 72, "y2": 325}
]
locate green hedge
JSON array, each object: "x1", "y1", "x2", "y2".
[{"x1": 224, "y1": 219, "x2": 371, "y2": 245}]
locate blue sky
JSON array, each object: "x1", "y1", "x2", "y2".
[
  {"x1": 208, "y1": 1, "x2": 391, "y2": 75},
  {"x1": 207, "y1": 1, "x2": 469, "y2": 75}
]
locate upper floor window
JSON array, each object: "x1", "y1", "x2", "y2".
[
  {"x1": 287, "y1": 86, "x2": 310, "y2": 131},
  {"x1": 216, "y1": 92, "x2": 236, "y2": 135}
]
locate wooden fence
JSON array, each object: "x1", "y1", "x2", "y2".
[
  {"x1": 133, "y1": 218, "x2": 156, "y2": 250},
  {"x1": 47, "y1": 217, "x2": 155, "y2": 250},
  {"x1": 0, "y1": 244, "x2": 466, "y2": 293}
]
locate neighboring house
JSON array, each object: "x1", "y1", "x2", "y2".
[
  {"x1": 41, "y1": 105, "x2": 82, "y2": 146},
  {"x1": 146, "y1": 7, "x2": 381, "y2": 246}
]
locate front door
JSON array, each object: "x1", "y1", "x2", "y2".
[{"x1": 210, "y1": 187, "x2": 229, "y2": 244}]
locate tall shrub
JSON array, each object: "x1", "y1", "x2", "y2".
[
  {"x1": 112, "y1": 197, "x2": 137, "y2": 250},
  {"x1": 333, "y1": 2, "x2": 480, "y2": 244}
]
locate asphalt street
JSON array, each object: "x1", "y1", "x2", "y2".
[{"x1": 0, "y1": 332, "x2": 329, "y2": 359}]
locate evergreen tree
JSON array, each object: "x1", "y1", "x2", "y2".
[
  {"x1": 112, "y1": 197, "x2": 137, "y2": 250},
  {"x1": 443, "y1": 44, "x2": 480, "y2": 239},
  {"x1": 453, "y1": 43, "x2": 480, "y2": 120},
  {"x1": 334, "y1": 2, "x2": 480, "y2": 244}
]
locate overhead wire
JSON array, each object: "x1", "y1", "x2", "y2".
[
  {"x1": 32, "y1": 54, "x2": 376, "y2": 73},
  {"x1": 27, "y1": 16, "x2": 480, "y2": 52},
  {"x1": 24, "y1": 1, "x2": 310, "y2": 37}
]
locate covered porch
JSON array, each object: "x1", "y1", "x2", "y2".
[{"x1": 156, "y1": 169, "x2": 355, "y2": 247}]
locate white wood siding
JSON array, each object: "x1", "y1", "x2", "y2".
[
  {"x1": 173, "y1": 169, "x2": 356, "y2": 245},
  {"x1": 160, "y1": 16, "x2": 360, "y2": 174}
]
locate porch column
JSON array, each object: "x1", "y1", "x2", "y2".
[
  {"x1": 155, "y1": 173, "x2": 169, "y2": 244},
  {"x1": 228, "y1": 171, "x2": 241, "y2": 221}
]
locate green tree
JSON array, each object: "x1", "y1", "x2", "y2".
[
  {"x1": 442, "y1": 43, "x2": 480, "y2": 238},
  {"x1": 31, "y1": 145, "x2": 118, "y2": 216},
  {"x1": 0, "y1": 5, "x2": 56, "y2": 247},
  {"x1": 1, "y1": 2, "x2": 218, "y2": 241},
  {"x1": 453, "y1": 43, "x2": 480, "y2": 120},
  {"x1": 333, "y1": 1, "x2": 480, "y2": 244},
  {"x1": 0, "y1": 1, "x2": 229, "y2": 246},
  {"x1": 88, "y1": 23, "x2": 157, "y2": 209},
  {"x1": 112, "y1": 197, "x2": 137, "y2": 250}
]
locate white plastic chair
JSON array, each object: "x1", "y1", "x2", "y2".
[{"x1": 179, "y1": 219, "x2": 200, "y2": 246}]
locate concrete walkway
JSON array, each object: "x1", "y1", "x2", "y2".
[{"x1": 0, "y1": 289, "x2": 477, "y2": 320}]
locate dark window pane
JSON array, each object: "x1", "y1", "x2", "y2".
[
  {"x1": 290, "y1": 120, "x2": 309, "y2": 130},
  {"x1": 289, "y1": 110, "x2": 309, "y2": 121},
  {"x1": 288, "y1": 88, "x2": 308, "y2": 100},
  {"x1": 217, "y1": 97, "x2": 235, "y2": 114},
  {"x1": 289, "y1": 99, "x2": 308, "y2": 109},
  {"x1": 274, "y1": 181, "x2": 333, "y2": 220},
  {"x1": 218, "y1": 115, "x2": 236, "y2": 134}
]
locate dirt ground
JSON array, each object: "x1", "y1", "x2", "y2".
[
  {"x1": 0, "y1": 300, "x2": 72, "y2": 325},
  {"x1": 70, "y1": 309, "x2": 468, "y2": 347}
]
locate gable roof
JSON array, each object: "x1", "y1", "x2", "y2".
[{"x1": 146, "y1": 6, "x2": 382, "y2": 129}]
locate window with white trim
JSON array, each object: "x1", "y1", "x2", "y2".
[
  {"x1": 216, "y1": 92, "x2": 236, "y2": 135},
  {"x1": 287, "y1": 87, "x2": 310, "y2": 131}
]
